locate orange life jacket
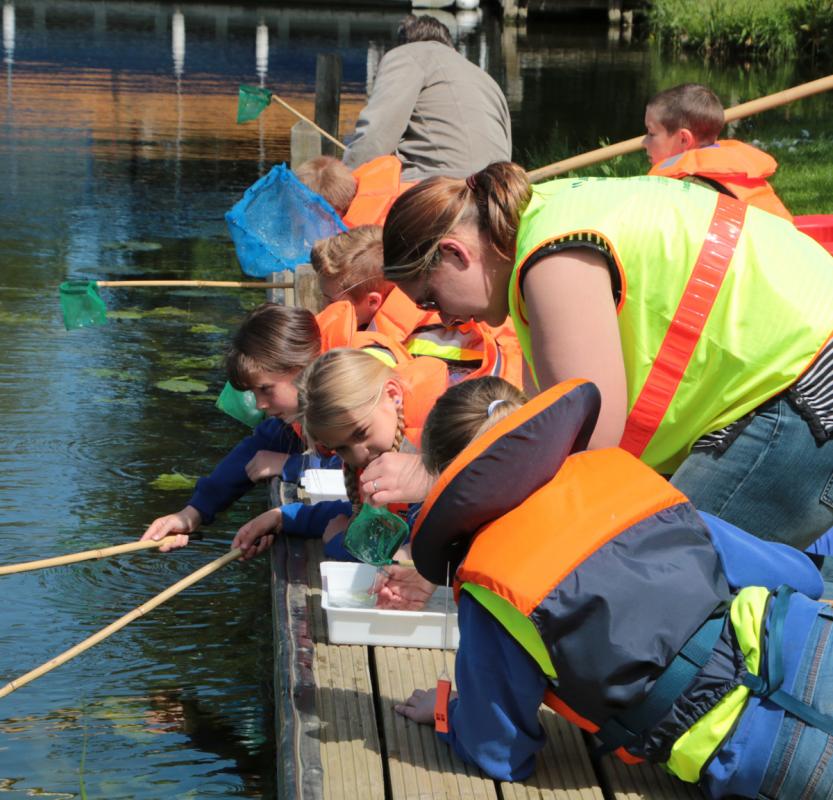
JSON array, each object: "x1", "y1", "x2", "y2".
[
  {"x1": 342, "y1": 156, "x2": 417, "y2": 228},
  {"x1": 410, "y1": 380, "x2": 728, "y2": 766},
  {"x1": 394, "y1": 356, "x2": 450, "y2": 449},
  {"x1": 368, "y1": 288, "x2": 524, "y2": 387},
  {"x1": 315, "y1": 301, "x2": 412, "y2": 366},
  {"x1": 649, "y1": 140, "x2": 792, "y2": 221}
]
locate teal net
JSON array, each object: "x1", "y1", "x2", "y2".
[
  {"x1": 225, "y1": 163, "x2": 347, "y2": 278},
  {"x1": 344, "y1": 504, "x2": 410, "y2": 567},
  {"x1": 215, "y1": 381, "x2": 266, "y2": 428},
  {"x1": 237, "y1": 85, "x2": 272, "y2": 123},
  {"x1": 59, "y1": 280, "x2": 108, "y2": 330}
]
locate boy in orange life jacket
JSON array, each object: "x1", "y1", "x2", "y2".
[
  {"x1": 643, "y1": 83, "x2": 792, "y2": 221},
  {"x1": 294, "y1": 154, "x2": 416, "y2": 228},
  {"x1": 310, "y1": 224, "x2": 525, "y2": 387}
]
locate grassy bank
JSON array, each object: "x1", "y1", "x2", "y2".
[{"x1": 648, "y1": 0, "x2": 833, "y2": 60}]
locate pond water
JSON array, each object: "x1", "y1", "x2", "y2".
[{"x1": 0, "y1": 1, "x2": 829, "y2": 796}]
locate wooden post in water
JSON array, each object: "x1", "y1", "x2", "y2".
[{"x1": 314, "y1": 53, "x2": 342, "y2": 158}]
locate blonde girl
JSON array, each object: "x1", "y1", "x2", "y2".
[{"x1": 233, "y1": 349, "x2": 448, "y2": 584}]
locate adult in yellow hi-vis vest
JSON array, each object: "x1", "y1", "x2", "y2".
[{"x1": 381, "y1": 162, "x2": 833, "y2": 550}]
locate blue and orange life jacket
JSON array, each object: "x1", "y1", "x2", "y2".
[{"x1": 410, "y1": 380, "x2": 785, "y2": 781}]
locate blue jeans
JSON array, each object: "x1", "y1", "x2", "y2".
[
  {"x1": 671, "y1": 397, "x2": 833, "y2": 551},
  {"x1": 758, "y1": 610, "x2": 833, "y2": 800}
]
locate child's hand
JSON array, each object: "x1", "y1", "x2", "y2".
[
  {"x1": 372, "y1": 564, "x2": 436, "y2": 610},
  {"x1": 245, "y1": 450, "x2": 289, "y2": 483},
  {"x1": 232, "y1": 507, "x2": 282, "y2": 561},
  {"x1": 322, "y1": 514, "x2": 350, "y2": 544},
  {"x1": 395, "y1": 688, "x2": 438, "y2": 725},
  {"x1": 140, "y1": 506, "x2": 202, "y2": 552},
  {"x1": 360, "y1": 453, "x2": 436, "y2": 507}
]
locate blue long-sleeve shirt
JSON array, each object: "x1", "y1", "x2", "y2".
[
  {"x1": 442, "y1": 511, "x2": 824, "y2": 793},
  {"x1": 187, "y1": 418, "x2": 339, "y2": 524}
]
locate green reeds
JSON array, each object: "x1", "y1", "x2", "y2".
[{"x1": 649, "y1": 0, "x2": 833, "y2": 60}]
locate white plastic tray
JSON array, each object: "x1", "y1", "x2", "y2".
[
  {"x1": 301, "y1": 469, "x2": 348, "y2": 502},
  {"x1": 320, "y1": 561, "x2": 459, "y2": 649}
]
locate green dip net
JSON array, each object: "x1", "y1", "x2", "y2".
[
  {"x1": 59, "y1": 280, "x2": 108, "y2": 330},
  {"x1": 344, "y1": 504, "x2": 410, "y2": 567},
  {"x1": 237, "y1": 85, "x2": 272, "y2": 123}
]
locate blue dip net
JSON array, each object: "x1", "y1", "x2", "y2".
[{"x1": 225, "y1": 163, "x2": 347, "y2": 278}]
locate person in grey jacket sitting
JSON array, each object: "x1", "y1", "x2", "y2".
[{"x1": 342, "y1": 15, "x2": 512, "y2": 181}]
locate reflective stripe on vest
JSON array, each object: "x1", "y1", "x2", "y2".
[
  {"x1": 619, "y1": 195, "x2": 746, "y2": 458},
  {"x1": 511, "y1": 177, "x2": 833, "y2": 473}
]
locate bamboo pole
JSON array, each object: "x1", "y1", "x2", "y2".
[
  {"x1": 271, "y1": 94, "x2": 346, "y2": 152},
  {"x1": 96, "y1": 280, "x2": 293, "y2": 289},
  {"x1": 526, "y1": 73, "x2": 833, "y2": 183},
  {"x1": 0, "y1": 537, "x2": 180, "y2": 576},
  {"x1": 0, "y1": 548, "x2": 242, "y2": 699}
]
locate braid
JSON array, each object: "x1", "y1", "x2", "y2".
[
  {"x1": 344, "y1": 463, "x2": 362, "y2": 519},
  {"x1": 391, "y1": 405, "x2": 405, "y2": 454},
  {"x1": 344, "y1": 404, "x2": 405, "y2": 520}
]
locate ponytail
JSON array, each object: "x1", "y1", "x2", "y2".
[{"x1": 382, "y1": 161, "x2": 531, "y2": 283}]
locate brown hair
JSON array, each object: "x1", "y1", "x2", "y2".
[
  {"x1": 226, "y1": 303, "x2": 321, "y2": 390},
  {"x1": 294, "y1": 156, "x2": 358, "y2": 216},
  {"x1": 421, "y1": 377, "x2": 527, "y2": 474},
  {"x1": 646, "y1": 84, "x2": 725, "y2": 145},
  {"x1": 310, "y1": 225, "x2": 392, "y2": 302},
  {"x1": 295, "y1": 349, "x2": 406, "y2": 516},
  {"x1": 382, "y1": 161, "x2": 531, "y2": 284},
  {"x1": 397, "y1": 14, "x2": 453, "y2": 47}
]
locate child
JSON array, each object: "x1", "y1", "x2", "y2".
[
  {"x1": 310, "y1": 224, "x2": 524, "y2": 387},
  {"x1": 294, "y1": 155, "x2": 416, "y2": 228},
  {"x1": 395, "y1": 376, "x2": 833, "y2": 798},
  {"x1": 232, "y1": 347, "x2": 447, "y2": 586},
  {"x1": 140, "y1": 304, "x2": 410, "y2": 552},
  {"x1": 643, "y1": 83, "x2": 792, "y2": 221}
]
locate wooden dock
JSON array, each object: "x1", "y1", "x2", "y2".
[{"x1": 269, "y1": 482, "x2": 706, "y2": 800}]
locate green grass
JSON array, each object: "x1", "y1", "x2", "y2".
[{"x1": 648, "y1": 0, "x2": 833, "y2": 60}]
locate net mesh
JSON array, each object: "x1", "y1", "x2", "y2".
[
  {"x1": 215, "y1": 381, "x2": 266, "y2": 427},
  {"x1": 225, "y1": 164, "x2": 347, "y2": 278},
  {"x1": 344, "y1": 504, "x2": 410, "y2": 567},
  {"x1": 59, "y1": 280, "x2": 108, "y2": 330},
  {"x1": 237, "y1": 85, "x2": 272, "y2": 123}
]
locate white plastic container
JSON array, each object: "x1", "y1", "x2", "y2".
[
  {"x1": 301, "y1": 469, "x2": 348, "y2": 503},
  {"x1": 320, "y1": 561, "x2": 459, "y2": 649}
]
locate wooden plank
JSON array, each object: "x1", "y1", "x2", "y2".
[
  {"x1": 272, "y1": 480, "x2": 384, "y2": 800},
  {"x1": 501, "y1": 708, "x2": 604, "y2": 800},
  {"x1": 597, "y1": 756, "x2": 706, "y2": 800},
  {"x1": 374, "y1": 646, "x2": 498, "y2": 800}
]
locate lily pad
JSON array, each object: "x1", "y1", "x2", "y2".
[
  {"x1": 102, "y1": 240, "x2": 163, "y2": 252},
  {"x1": 189, "y1": 323, "x2": 227, "y2": 335},
  {"x1": 84, "y1": 368, "x2": 142, "y2": 381},
  {"x1": 155, "y1": 376, "x2": 209, "y2": 393},
  {"x1": 151, "y1": 471, "x2": 199, "y2": 490},
  {"x1": 108, "y1": 309, "x2": 144, "y2": 320},
  {"x1": 172, "y1": 355, "x2": 224, "y2": 370},
  {"x1": 145, "y1": 306, "x2": 191, "y2": 318}
]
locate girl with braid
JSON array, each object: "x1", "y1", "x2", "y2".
[{"x1": 232, "y1": 349, "x2": 448, "y2": 596}]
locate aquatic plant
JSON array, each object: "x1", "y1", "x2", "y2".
[
  {"x1": 154, "y1": 376, "x2": 210, "y2": 394},
  {"x1": 649, "y1": 0, "x2": 833, "y2": 60}
]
